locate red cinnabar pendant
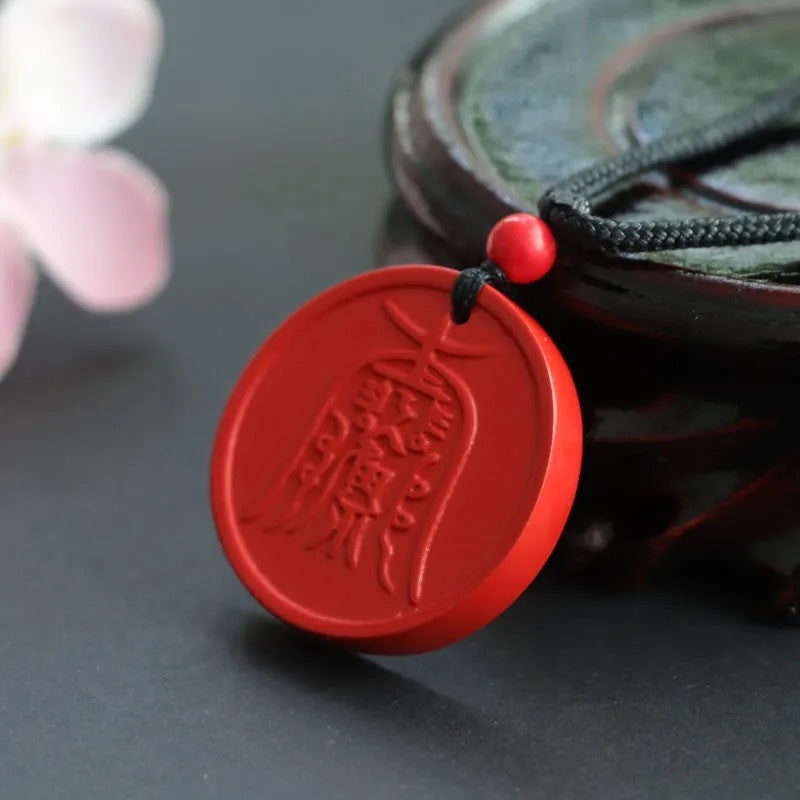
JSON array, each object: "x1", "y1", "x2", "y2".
[{"x1": 211, "y1": 222, "x2": 582, "y2": 654}]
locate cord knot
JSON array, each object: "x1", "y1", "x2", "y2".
[{"x1": 451, "y1": 261, "x2": 509, "y2": 325}]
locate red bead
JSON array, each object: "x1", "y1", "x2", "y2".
[{"x1": 486, "y1": 213, "x2": 557, "y2": 284}]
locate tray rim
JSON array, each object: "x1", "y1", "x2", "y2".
[{"x1": 385, "y1": 0, "x2": 800, "y2": 349}]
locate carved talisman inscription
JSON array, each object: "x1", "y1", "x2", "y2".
[{"x1": 241, "y1": 300, "x2": 492, "y2": 606}]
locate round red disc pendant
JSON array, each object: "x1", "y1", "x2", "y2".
[{"x1": 211, "y1": 265, "x2": 582, "y2": 654}]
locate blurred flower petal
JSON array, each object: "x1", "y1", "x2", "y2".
[
  {"x1": 0, "y1": 0, "x2": 163, "y2": 144},
  {"x1": 0, "y1": 222, "x2": 35, "y2": 378},
  {"x1": 1, "y1": 144, "x2": 169, "y2": 311}
]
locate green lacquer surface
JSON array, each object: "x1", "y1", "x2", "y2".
[{"x1": 458, "y1": 0, "x2": 800, "y2": 278}]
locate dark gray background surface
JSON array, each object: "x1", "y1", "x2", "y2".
[{"x1": 2, "y1": 2, "x2": 799, "y2": 798}]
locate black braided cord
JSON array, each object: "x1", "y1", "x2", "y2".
[
  {"x1": 452, "y1": 76, "x2": 800, "y2": 322},
  {"x1": 540, "y1": 75, "x2": 800, "y2": 253}
]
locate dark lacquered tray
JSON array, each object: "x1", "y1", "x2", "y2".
[{"x1": 386, "y1": 0, "x2": 800, "y2": 350}]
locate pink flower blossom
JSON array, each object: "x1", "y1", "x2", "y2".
[{"x1": 0, "y1": 0, "x2": 168, "y2": 378}]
